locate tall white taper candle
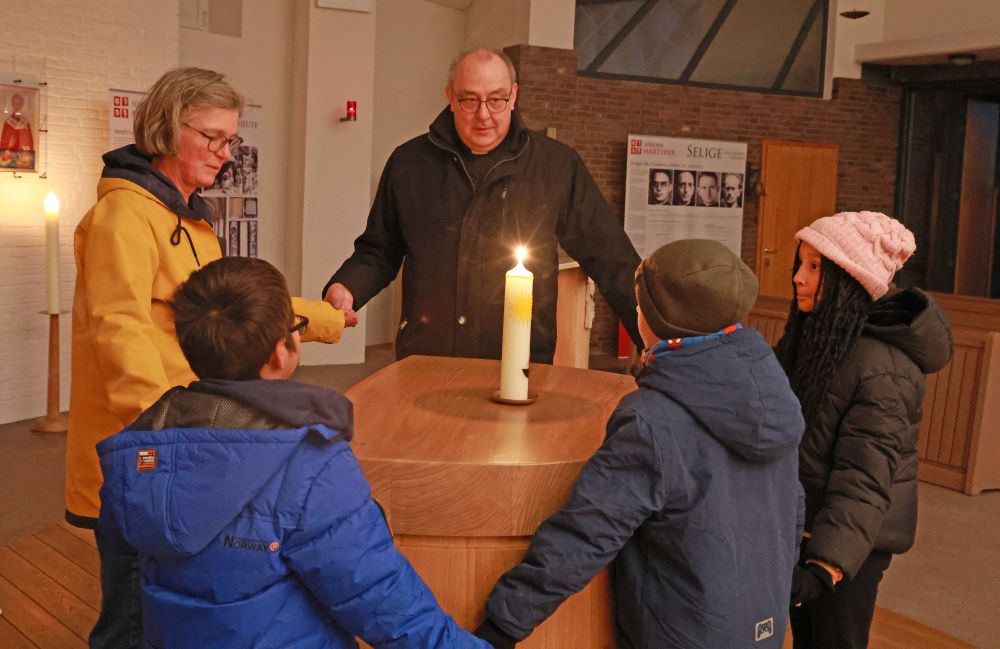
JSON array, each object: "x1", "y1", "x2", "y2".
[
  {"x1": 43, "y1": 191, "x2": 61, "y2": 315},
  {"x1": 500, "y1": 246, "x2": 533, "y2": 400}
]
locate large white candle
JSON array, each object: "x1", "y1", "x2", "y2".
[
  {"x1": 43, "y1": 191, "x2": 61, "y2": 314},
  {"x1": 500, "y1": 246, "x2": 533, "y2": 400}
]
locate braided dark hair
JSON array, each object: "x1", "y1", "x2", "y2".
[{"x1": 778, "y1": 244, "x2": 873, "y2": 423}]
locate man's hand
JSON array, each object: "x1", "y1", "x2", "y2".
[
  {"x1": 474, "y1": 618, "x2": 517, "y2": 649},
  {"x1": 324, "y1": 282, "x2": 358, "y2": 327},
  {"x1": 790, "y1": 562, "x2": 835, "y2": 606}
]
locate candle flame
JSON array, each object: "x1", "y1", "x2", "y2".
[
  {"x1": 44, "y1": 191, "x2": 60, "y2": 216},
  {"x1": 515, "y1": 246, "x2": 527, "y2": 263}
]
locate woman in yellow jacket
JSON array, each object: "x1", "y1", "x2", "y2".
[{"x1": 67, "y1": 68, "x2": 346, "y2": 648}]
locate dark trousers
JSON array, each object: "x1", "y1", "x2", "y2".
[
  {"x1": 90, "y1": 525, "x2": 143, "y2": 649},
  {"x1": 790, "y1": 550, "x2": 893, "y2": 649}
]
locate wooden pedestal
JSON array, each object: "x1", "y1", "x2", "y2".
[
  {"x1": 346, "y1": 356, "x2": 635, "y2": 647},
  {"x1": 32, "y1": 313, "x2": 67, "y2": 433}
]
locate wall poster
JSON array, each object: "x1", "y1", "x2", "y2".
[
  {"x1": 201, "y1": 105, "x2": 261, "y2": 258},
  {"x1": 1, "y1": 82, "x2": 41, "y2": 172},
  {"x1": 107, "y1": 90, "x2": 262, "y2": 258},
  {"x1": 624, "y1": 134, "x2": 747, "y2": 258}
]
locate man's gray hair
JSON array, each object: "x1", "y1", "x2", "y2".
[{"x1": 447, "y1": 48, "x2": 517, "y2": 87}]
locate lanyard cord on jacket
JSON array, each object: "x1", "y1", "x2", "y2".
[
  {"x1": 642, "y1": 324, "x2": 742, "y2": 364},
  {"x1": 169, "y1": 213, "x2": 202, "y2": 267}
]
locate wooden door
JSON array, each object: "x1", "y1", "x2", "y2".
[
  {"x1": 955, "y1": 99, "x2": 999, "y2": 296},
  {"x1": 757, "y1": 141, "x2": 839, "y2": 298}
]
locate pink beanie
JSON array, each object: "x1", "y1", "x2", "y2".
[{"x1": 795, "y1": 211, "x2": 916, "y2": 300}]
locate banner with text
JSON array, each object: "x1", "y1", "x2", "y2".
[
  {"x1": 624, "y1": 134, "x2": 747, "y2": 258},
  {"x1": 108, "y1": 88, "x2": 145, "y2": 150}
]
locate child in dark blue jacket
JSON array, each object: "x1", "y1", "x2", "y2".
[
  {"x1": 476, "y1": 239, "x2": 805, "y2": 649},
  {"x1": 97, "y1": 256, "x2": 488, "y2": 649}
]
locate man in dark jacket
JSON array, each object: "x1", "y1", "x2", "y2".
[
  {"x1": 476, "y1": 240, "x2": 805, "y2": 649},
  {"x1": 324, "y1": 48, "x2": 642, "y2": 362},
  {"x1": 98, "y1": 257, "x2": 487, "y2": 649}
]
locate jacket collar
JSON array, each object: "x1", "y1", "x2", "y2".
[
  {"x1": 101, "y1": 144, "x2": 214, "y2": 224},
  {"x1": 426, "y1": 106, "x2": 530, "y2": 164},
  {"x1": 187, "y1": 378, "x2": 354, "y2": 441}
]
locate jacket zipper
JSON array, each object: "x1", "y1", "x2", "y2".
[{"x1": 428, "y1": 132, "x2": 530, "y2": 193}]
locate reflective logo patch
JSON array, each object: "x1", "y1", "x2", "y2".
[
  {"x1": 136, "y1": 449, "x2": 157, "y2": 472},
  {"x1": 755, "y1": 617, "x2": 774, "y2": 641}
]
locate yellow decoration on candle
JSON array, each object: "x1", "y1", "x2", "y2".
[{"x1": 510, "y1": 293, "x2": 533, "y2": 324}]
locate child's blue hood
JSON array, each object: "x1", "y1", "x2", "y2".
[
  {"x1": 637, "y1": 327, "x2": 804, "y2": 464},
  {"x1": 97, "y1": 379, "x2": 353, "y2": 558}
]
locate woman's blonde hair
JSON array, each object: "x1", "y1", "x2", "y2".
[{"x1": 133, "y1": 67, "x2": 244, "y2": 157}]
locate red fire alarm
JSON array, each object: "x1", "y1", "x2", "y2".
[{"x1": 341, "y1": 100, "x2": 357, "y2": 122}]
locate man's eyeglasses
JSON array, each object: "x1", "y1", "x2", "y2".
[
  {"x1": 289, "y1": 314, "x2": 309, "y2": 336},
  {"x1": 455, "y1": 95, "x2": 512, "y2": 114},
  {"x1": 183, "y1": 123, "x2": 243, "y2": 153}
]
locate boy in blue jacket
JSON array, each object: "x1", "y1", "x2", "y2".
[
  {"x1": 97, "y1": 256, "x2": 488, "y2": 649},
  {"x1": 475, "y1": 239, "x2": 805, "y2": 649}
]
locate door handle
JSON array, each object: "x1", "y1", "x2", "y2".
[{"x1": 763, "y1": 247, "x2": 777, "y2": 253}]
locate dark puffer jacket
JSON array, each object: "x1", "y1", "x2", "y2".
[
  {"x1": 778, "y1": 288, "x2": 952, "y2": 578},
  {"x1": 325, "y1": 108, "x2": 641, "y2": 363},
  {"x1": 484, "y1": 327, "x2": 805, "y2": 649}
]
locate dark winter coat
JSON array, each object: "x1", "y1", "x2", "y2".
[
  {"x1": 483, "y1": 326, "x2": 805, "y2": 649},
  {"x1": 325, "y1": 108, "x2": 642, "y2": 363},
  {"x1": 776, "y1": 288, "x2": 952, "y2": 578},
  {"x1": 97, "y1": 379, "x2": 487, "y2": 649}
]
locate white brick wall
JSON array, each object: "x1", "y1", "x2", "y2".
[{"x1": 0, "y1": 0, "x2": 179, "y2": 424}]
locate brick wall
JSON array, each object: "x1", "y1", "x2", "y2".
[
  {"x1": 0, "y1": 0, "x2": 179, "y2": 424},
  {"x1": 507, "y1": 45, "x2": 902, "y2": 357}
]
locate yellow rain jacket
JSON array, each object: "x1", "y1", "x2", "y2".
[{"x1": 66, "y1": 148, "x2": 344, "y2": 526}]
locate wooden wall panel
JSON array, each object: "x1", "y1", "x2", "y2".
[{"x1": 950, "y1": 349, "x2": 979, "y2": 468}]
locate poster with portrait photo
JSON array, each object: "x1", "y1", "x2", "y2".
[
  {"x1": 1, "y1": 82, "x2": 40, "y2": 173},
  {"x1": 201, "y1": 104, "x2": 261, "y2": 259},
  {"x1": 673, "y1": 170, "x2": 697, "y2": 207},
  {"x1": 624, "y1": 134, "x2": 746, "y2": 257},
  {"x1": 695, "y1": 171, "x2": 720, "y2": 207},
  {"x1": 720, "y1": 172, "x2": 744, "y2": 208},
  {"x1": 647, "y1": 168, "x2": 672, "y2": 206}
]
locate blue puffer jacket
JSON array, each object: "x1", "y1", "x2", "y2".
[
  {"x1": 484, "y1": 326, "x2": 805, "y2": 649},
  {"x1": 97, "y1": 378, "x2": 488, "y2": 649}
]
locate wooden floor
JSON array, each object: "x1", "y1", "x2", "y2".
[{"x1": 0, "y1": 523, "x2": 977, "y2": 649}]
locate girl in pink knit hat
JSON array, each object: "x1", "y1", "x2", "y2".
[{"x1": 774, "y1": 211, "x2": 953, "y2": 649}]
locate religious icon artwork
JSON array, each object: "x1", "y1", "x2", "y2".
[{"x1": 0, "y1": 83, "x2": 40, "y2": 173}]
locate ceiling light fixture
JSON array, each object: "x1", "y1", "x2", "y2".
[
  {"x1": 839, "y1": 8, "x2": 870, "y2": 19},
  {"x1": 947, "y1": 53, "x2": 977, "y2": 65}
]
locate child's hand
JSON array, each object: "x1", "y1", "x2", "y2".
[{"x1": 790, "y1": 563, "x2": 834, "y2": 606}]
